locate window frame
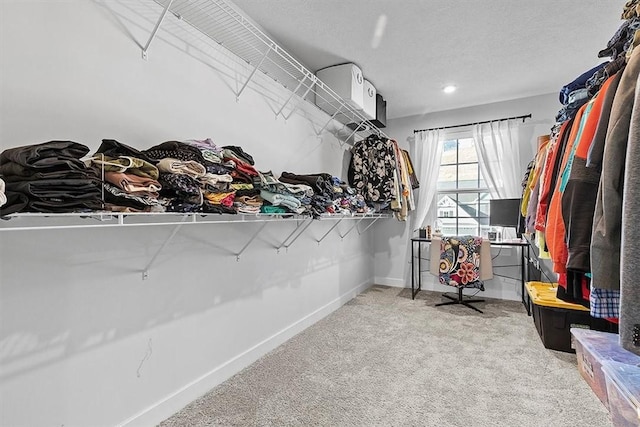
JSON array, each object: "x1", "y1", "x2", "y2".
[{"x1": 436, "y1": 136, "x2": 490, "y2": 236}]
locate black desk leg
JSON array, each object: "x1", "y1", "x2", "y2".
[
  {"x1": 417, "y1": 240, "x2": 422, "y2": 297},
  {"x1": 411, "y1": 240, "x2": 415, "y2": 300},
  {"x1": 520, "y1": 244, "x2": 531, "y2": 316},
  {"x1": 411, "y1": 240, "x2": 422, "y2": 300}
]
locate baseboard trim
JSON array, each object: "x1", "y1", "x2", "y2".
[
  {"x1": 374, "y1": 276, "x2": 406, "y2": 288},
  {"x1": 118, "y1": 278, "x2": 374, "y2": 427}
]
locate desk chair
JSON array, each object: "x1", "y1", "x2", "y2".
[{"x1": 435, "y1": 235, "x2": 486, "y2": 313}]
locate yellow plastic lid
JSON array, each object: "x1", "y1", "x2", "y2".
[{"x1": 525, "y1": 281, "x2": 590, "y2": 311}]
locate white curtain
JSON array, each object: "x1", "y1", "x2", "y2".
[
  {"x1": 412, "y1": 129, "x2": 444, "y2": 230},
  {"x1": 472, "y1": 119, "x2": 526, "y2": 198}
]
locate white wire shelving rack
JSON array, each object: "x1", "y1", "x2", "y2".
[
  {"x1": 0, "y1": 0, "x2": 396, "y2": 272},
  {"x1": 0, "y1": 211, "x2": 390, "y2": 274},
  {"x1": 143, "y1": 0, "x2": 388, "y2": 142}
]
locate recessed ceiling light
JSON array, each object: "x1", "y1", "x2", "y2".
[{"x1": 443, "y1": 85, "x2": 457, "y2": 94}]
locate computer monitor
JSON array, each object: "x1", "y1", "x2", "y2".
[{"x1": 489, "y1": 198, "x2": 522, "y2": 231}]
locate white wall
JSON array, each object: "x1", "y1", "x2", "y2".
[
  {"x1": 0, "y1": 1, "x2": 374, "y2": 426},
  {"x1": 374, "y1": 94, "x2": 560, "y2": 300}
]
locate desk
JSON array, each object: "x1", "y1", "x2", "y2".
[{"x1": 410, "y1": 238, "x2": 532, "y2": 315}]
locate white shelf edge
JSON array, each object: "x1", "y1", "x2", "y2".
[{"x1": 0, "y1": 211, "x2": 392, "y2": 232}]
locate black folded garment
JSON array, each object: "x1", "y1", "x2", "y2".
[
  {"x1": 279, "y1": 171, "x2": 335, "y2": 198},
  {"x1": 222, "y1": 145, "x2": 255, "y2": 165},
  {"x1": 95, "y1": 139, "x2": 157, "y2": 164},
  {"x1": 235, "y1": 188, "x2": 261, "y2": 198},
  {"x1": 0, "y1": 191, "x2": 29, "y2": 216},
  {"x1": 1, "y1": 165, "x2": 98, "y2": 182},
  {"x1": 3, "y1": 178, "x2": 102, "y2": 213},
  {"x1": 26, "y1": 199, "x2": 103, "y2": 213},
  {"x1": 159, "y1": 173, "x2": 201, "y2": 198},
  {"x1": 6, "y1": 179, "x2": 102, "y2": 199},
  {"x1": 202, "y1": 202, "x2": 236, "y2": 215},
  {"x1": 165, "y1": 200, "x2": 202, "y2": 213},
  {"x1": 0, "y1": 190, "x2": 102, "y2": 215},
  {"x1": 144, "y1": 141, "x2": 207, "y2": 164},
  {"x1": 0, "y1": 140, "x2": 90, "y2": 170}
]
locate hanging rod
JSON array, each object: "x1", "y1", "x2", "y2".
[{"x1": 413, "y1": 113, "x2": 532, "y2": 133}]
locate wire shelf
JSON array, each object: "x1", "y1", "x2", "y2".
[
  {"x1": 0, "y1": 211, "x2": 392, "y2": 231},
  {"x1": 149, "y1": 0, "x2": 387, "y2": 140}
]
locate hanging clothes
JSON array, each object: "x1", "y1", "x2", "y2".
[
  {"x1": 620, "y1": 69, "x2": 640, "y2": 356},
  {"x1": 546, "y1": 102, "x2": 590, "y2": 275},
  {"x1": 348, "y1": 134, "x2": 399, "y2": 207},
  {"x1": 564, "y1": 74, "x2": 621, "y2": 275},
  {"x1": 591, "y1": 45, "x2": 640, "y2": 293}
]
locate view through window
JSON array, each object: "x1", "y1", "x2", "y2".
[{"x1": 436, "y1": 137, "x2": 490, "y2": 237}]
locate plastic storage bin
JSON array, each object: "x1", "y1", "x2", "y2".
[
  {"x1": 361, "y1": 79, "x2": 377, "y2": 120},
  {"x1": 602, "y1": 361, "x2": 640, "y2": 427},
  {"x1": 571, "y1": 328, "x2": 640, "y2": 408},
  {"x1": 315, "y1": 63, "x2": 364, "y2": 114},
  {"x1": 526, "y1": 282, "x2": 616, "y2": 353},
  {"x1": 369, "y1": 93, "x2": 387, "y2": 128}
]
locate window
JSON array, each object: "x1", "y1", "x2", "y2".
[{"x1": 436, "y1": 137, "x2": 490, "y2": 236}]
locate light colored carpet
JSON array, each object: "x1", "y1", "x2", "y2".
[{"x1": 160, "y1": 285, "x2": 612, "y2": 427}]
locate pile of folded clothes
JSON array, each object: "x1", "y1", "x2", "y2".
[
  {"x1": 140, "y1": 139, "x2": 236, "y2": 214},
  {"x1": 0, "y1": 140, "x2": 102, "y2": 216},
  {"x1": 233, "y1": 184, "x2": 263, "y2": 214},
  {"x1": 279, "y1": 171, "x2": 337, "y2": 217},
  {"x1": 257, "y1": 171, "x2": 309, "y2": 215},
  {"x1": 0, "y1": 138, "x2": 383, "y2": 217},
  {"x1": 90, "y1": 139, "x2": 164, "y2": 212}
]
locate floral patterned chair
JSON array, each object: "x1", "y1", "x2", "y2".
[{"x1": 436, "y1": 235, "x2": 486, "y2": 313}]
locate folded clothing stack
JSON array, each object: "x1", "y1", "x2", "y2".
[
  {"x1": 233, "y1": 188, "x2": 263, "y2": 214},
  {"x1": 0, "y1": 140, "x2": 102, "y2": 216},
  {"x1": 91, "y1": 139, "x2": 164, "y2": 212},
  {"x1": 279, "y1": 171, "x2": 337, "y2": 217}
]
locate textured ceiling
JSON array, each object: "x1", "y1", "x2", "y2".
[{"x1": 229, "y1": 0, "x2": 625, "y2": 119}]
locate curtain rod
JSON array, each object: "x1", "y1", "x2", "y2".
[{"x1": 413, "y1": 113, "x2": 532, "y2": 133}]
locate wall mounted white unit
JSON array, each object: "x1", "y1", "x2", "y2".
[
  {"x1": 362, "y1": 79, "x2": 377, "y2": 120},
  {"x1": 315, "y1": 63, "x2": 365, "y2": 115}
]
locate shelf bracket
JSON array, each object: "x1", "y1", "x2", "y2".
[
  {"x1": 142, "y1": 0, "x2": 175, "y2": 60},
  {"x1": 236, "y1": 45, "x2": 273, "y2": 100},
  {"x1": 142, "y1": 213, "x2": 189, "y2": 280},
  {"x1": 283, "y1": 218, "x2": 314, "y2": 251},
  {"x1": 276, "y1": 217, "x2": 313, "y2": 252},
  {"x1": 357, "y1": 216, "x2": 381, "y2": 235},
  {"x1": 275, "y1": 74, "x2": 308, "y2": 118},
  {"x1": 315, "y1": 104, "x2": 344, "y2": 136},
  {"x1": 283, "y1": 75, "x2": 317, "y2": 121},
  {"x1": 345, "y1": 122, "x2": 366, "y2": 144},
  {"x1": 316, "y1": 216, "x2": 345, "y2": 244},
  {"x1": 339, "y1": 217, "x2": 366, "y2": 240},
  {"x1": 235, "y1": 221, "x2": 269, "y2": 261}
]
